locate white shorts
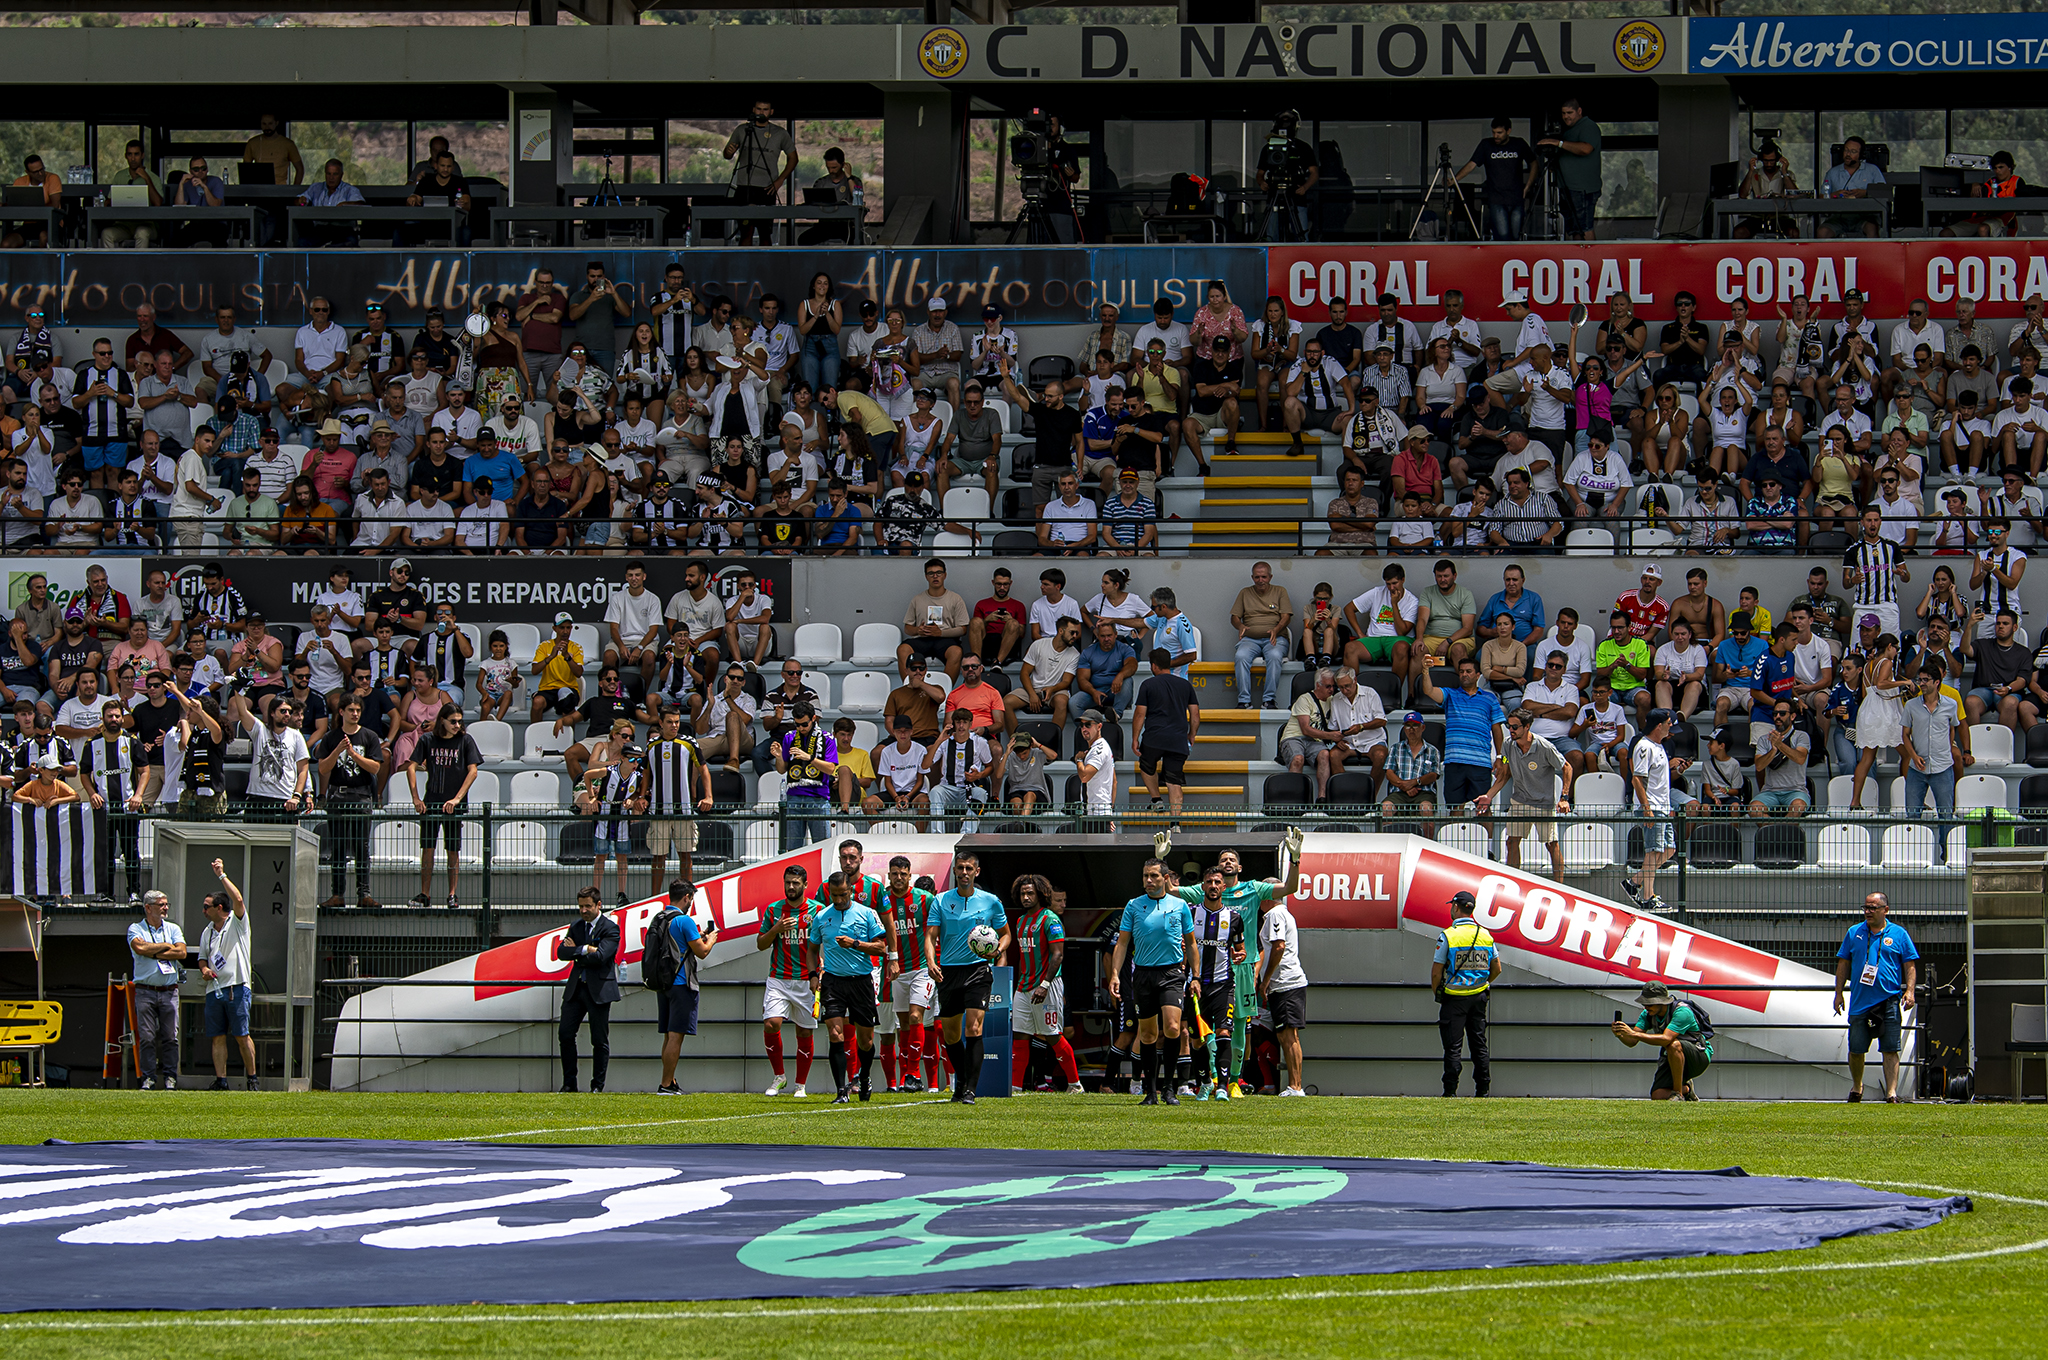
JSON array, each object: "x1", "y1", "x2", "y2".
[
  {"x1": 1013, "y1": 977, "x2": 1066, "y2": 1037},
  {"x1": 762, "y1": 976, "x2": 817, "y2": 1028},
  {"x1": 872, "y1": 968, "x2": 897, "y2": 1034},
  {"x1": 892, "y1": 967, "x2": 936, "y2": 1015}
]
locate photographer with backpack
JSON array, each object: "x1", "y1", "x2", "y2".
[
  {"x1": 1611, "y1": 980, "x2": 1710, "y2": 1101},
  {"x1": 646, "y1": 878, "x2": 718, "y2": 1095}
]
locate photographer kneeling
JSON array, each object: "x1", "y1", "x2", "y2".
[{"x1": 1611, "y1": 980, "x2": 1709, "y2": 1101}]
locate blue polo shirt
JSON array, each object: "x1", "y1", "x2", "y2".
[
  {"x1": 1440, "y1": 684, "x2": 1506, "y2": 768},
  {"x1": 1082, "y1": 404, "x2": 1122, "y2": 449},
  {"x1": 1076, "y1": 637, "x2": 1137, "y2": 691},
  {"x1": 1837, "y1": 918, "x2": 1919, "y2": 1017},
  {"x1": 1119, "y1": 892, "x2": 1194, "y2": 967},
  {"x1": 1715, "y1": 635, "x2": 1766, "y2": 688},
  {"x1": 809, "y1": 901, "x2": 886, "y2": 977},
  {"x1": 931, "y1": 887, "x2": 1005, "y2": 966},
  {"x1": 1479, "y1": 588, "x2": 1546, "y2": 643}
]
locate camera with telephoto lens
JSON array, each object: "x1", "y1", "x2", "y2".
[
  {"x1": 1258, "y1": 110, "x2": 1305, "y2": 185},
  {"x1": 1010, "y1": 113, "x2": 1053, "y2": 172}
]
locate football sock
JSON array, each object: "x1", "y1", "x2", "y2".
[
  {"x1": 795, "y1": 1033, "x2": 814, "y2": 1084},
  {"x1": 1028, "y1": 1037, "x2": 1050, "y2": 1088},
  {"x1": 1052, "y1": 1036, "x2": 1080, "y2": 1085},
  {"x1": 880, "y1": 1036, "x2": 898, "y2": 1088},
  {"x1": 1176, "y1": 1053, "x2": 1194, "y2": 1088},
  {"x1": 1012, "y1": 1037, "x2": 1031, "y2": 1089},
  {"x1": 1216, "y1": 1036, "x2": 1233, "y2": 1086},
  {"x1": 765, "y1": 1029, "x2": 785, "y2": 1077},
  {"x1": 964, "y1": 1034, "x2": 984, "y2": 1092},
  {"x1": 828, "y1": 1044, "x2": 848, "y2": 1093},
  {"x1": 1158, "y1": 1044, "x2": 1177, "y2": 1092},
  {"x1": 926, "y1": 1024, "x2": 943, "y2": 1085},
  {"x1": 899, "y1": 1023, "x2": 921, "y2": 1078},
  {"x1": 945, "y1": 1042, "x2": 965, "y2": 1090},
  {"x1": 1139, "y1": 1043, "x2": 1158, "y2": 1095},
  {"x1": 1106, "y1": 1046, "x2": 1130, "y2": 1093},
  {"x1": 857, "y1": 1045, "x2": 875, "y2": 1089}
]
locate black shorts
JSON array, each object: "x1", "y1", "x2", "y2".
[
  {"x1": 905, "y1": 634, "x2": 960, "y2": 665},
  {"x1": 821, "y1": 972, "x2": 879, "y2": 1027},
  {"x1": 1132, "y1": 964, "x2": 1188, "y2": 1018},
  {"x1": 1652, "y1": 1038, "x2": 1711, "y2": 1094},
  {"x1": 1443, "y1": 762, "x2": 1492, "y2": 807},
  {"x1": 419, "y1": 813, "x2": 464, "y2": 851},
  {"x1": 1268, "y1": 984, "x2": 1309, "y2": 1030},
  {"x1": 1198, "y1": 978, "x2": 1237, "y2": 1033},
  {"x1": 1138, "y1": 745, "x2": 1187, "y2": 785},
  {"x1": 656, "y1": 984, "x2": 699, "y2": 1036},
  {"x1": 936, "y1": 960, "x2": 993, "y2": 1019},
  {"x1": 541, "y1": 686, "x2": 580, "y2": 716}
]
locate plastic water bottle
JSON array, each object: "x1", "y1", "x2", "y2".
[{"x1": 850, "y1": 183, "x2": 864, "y2": 210}]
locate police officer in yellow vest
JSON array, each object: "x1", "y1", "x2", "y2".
[{"x1": 1433, "y1": 890, "x2": 1501, "y2": 1096}]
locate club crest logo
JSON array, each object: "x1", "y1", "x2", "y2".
[
  {"x1": 1613, "y1": 21, "x2": 1666, "y2": 73},
  {"x1": 919, "y1": 27, "x2": 970, "y2": 80}
]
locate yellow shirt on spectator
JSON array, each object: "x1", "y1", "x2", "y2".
[
  {"x1": 835, "y1": 390, "x2": 897, "y2": 437},
  {"x1": 533, "y1": 640, "x2": 584, "y2": 695},
  {"x1": 837, "y1": 745, "x2": 875, "y2": 787}
]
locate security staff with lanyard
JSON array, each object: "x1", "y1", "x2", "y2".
[
  {"x1": 1109, "y1": 857, "x2": 1198, "y2": 1106},
  {"x1": 1433, "y1": 890, "x2": 1501, "y2": 1097}
]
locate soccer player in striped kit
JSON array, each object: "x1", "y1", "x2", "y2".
[
  {"x1": 79, "y1": 701, "x2": 146, "y2": 903},
  {"x1": 1185, "y1": 866, "x2": 1248, "y2": 1101},
  {"x1": 1010, "y1": 872, "x2": 1081, "y2": 1094},
  {"x1": 757, "y1": 864, "x2": 817, "y2": 1097},
  {"x1": 881, "y1": 855, "x2": 937, "y2": 1091}
]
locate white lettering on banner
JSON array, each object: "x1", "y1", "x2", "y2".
[
  {"x1": 1296, "y1": 872, "x2": 1393, "y2": 903},
  {"x1": 1503, "y1": 258, "x2": 1651, "y2": 307},
  {"x1": 1665, "y1": 929, "x2": 1706, "y2": 983},
  {"x1": 1351, "y1": 259, "x2": 1375, "y2": 305},
  {"x1": 622, "y1": 904, "x2": 658, "y2": 960},
  {"x1": 1289, "y1": 261, "x2": 1316, "y2": 308},
  {"x1": 1320, "y1": 260, "x2": 1346, "y2": 306},
  {"x1": 1610, "y1": 916, "x2": 1658, "y2": 971},
  {"x1": 722, "y1": 875, "x2": 757, "y2": 929},
  {"x1": 533, "y1": 929, "x2": 571, "y2": 975},
  {"x1": 1522, "y1": 887, "x2": 1570, "y2": 943},
  {"x1": 1560, "y1": 899, "x2": 1614, "y2": 960},
  {"x1": 1460, "y1": 868, "x2": 1714, "y2": 986}
]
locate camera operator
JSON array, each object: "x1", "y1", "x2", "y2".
[
  {"x1": 721, "y1": 99, "x2": 798, "y2": 247},
  {"x1": 1256, "y1": 110, "x2": 1319, "y2": 241},
  {"x1": 1455, "y1": 118, "x2": 1535, "y2": 242},
  {"x1": 1536, "y1": 98, "x2": 1602, "y2": 242}
]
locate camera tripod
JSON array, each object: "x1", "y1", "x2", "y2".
[
  {"x1": 1410, "y1": 142, "x2": 1481, "y2": 242},
  {"x1": 1255, "y1": 181, "x2": 1306, "y2": 243},
  {"x1": 1006, "y1": 177, "x2": 1064, "y2": 245},
  {"x1": 1527, "y1": 148, "x2": 1567, "y2": 241}
]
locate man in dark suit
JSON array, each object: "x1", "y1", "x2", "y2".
[{"x1": 557, "y1": 886, "x2": 622, "y2": 1092}]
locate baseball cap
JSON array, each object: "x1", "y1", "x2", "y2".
[
  {"x1": 1449, "y1": 890, "x2": 1476, "y2": 909},
  {"x1": 472, "y1": 476, "x2": 494, "y2": 492},
  {"x1": 1860, "y1": 613, "x2": 1880, "y2": 628},
  {"x1": 891, "y1": 713, "x2": 913, "y2": 729},
  {"x1": 554, "y1": 610, "x2": 575, "y2": 626},
  {"x1": 1640, "y1": 563, "x2": 1663, "y2": 579},
  {"x1": 1844, "y1": 288, "x2": 1865, "y2": 301},
  {"x1": 926, "y1": 296, "x2": 948, "y2": 311},
  {"x1": 905, "y1": 471, "x2": 927, "y2": 486},
  {"x1": 1403, "y1": 712, "x2": 1424, "y2": 725},
  {"x1": 1118, "y1": 468, "x2": 1139, "y2": 482},
  {"x1": 983, "y1": 304, "x2": 1003, "y2": 320},
  {"x1": 1647, "y1": 707, "x2": 1675, "y2": 729},
  {"x1": 1374, "y1": 340, "x2": 1395, "y2": 353},
  {"x1": 388, "y1": 557, "x2": 412, "y2": 574},
  {"x1": 1405, "y1": 424, "x2": 1431, "y2": 442}
]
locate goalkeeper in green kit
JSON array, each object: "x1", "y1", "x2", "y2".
[{"x1": 1168, "y1": 828, "x2": 1304, "y2": 1098}]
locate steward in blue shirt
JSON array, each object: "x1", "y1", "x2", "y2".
[
  {"x1": 808, "y1": 870, "x2": 888, "y2": 1103},
  {"x1": 652, "y1": 878, "x2": 717, "y2": 1096},
  {"x1": 922, "y1": 850, "x2": 1010, "y2": 1106},
  {"x1": 1432, "y1": 890, "x2": 1502, "y2": 1097},
  {"x1": 1835, "y1": 891, "x2": 1919, "y2": 1103},
  {"x1": 1109, "y1": 857, "x2": 1196, "y2": 1106}
]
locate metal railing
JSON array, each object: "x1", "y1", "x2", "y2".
[{"x1": 41, "y1": 802, "x2": 2025, "y2": 918}]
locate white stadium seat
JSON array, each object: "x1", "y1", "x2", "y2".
[
  {"x1": 1970, "y1": 724, "x2": 2015, "y2": 767},
  {"x1": 1437, "y1": 821, "x2": 1491, "y2": 859},
  {"x1": 793, "y1": 623, "x2": 843, "y2": 665},
  {"x1": 524, "y1": 723, "x2": 575, "y2": 759},
  {"x1": 497, "y1": 623, "x2": 542, "y2": 660},
  {"x1": 467, "y1": 720, "x2": 515, "y2": 760},
  {"x1": 467, "y1": 770, "x2": 501, "y2": 805},
  {"x1": 1573, "y1": 771, "x2": 1626, "y2": 810},
  {"x1": 850, "y1": 623, "x2": 902, "y2": 667},
  {"x1": 1561, "y1": 823, "x2": 1613, "y2": 871},
  {"x1": 569, "y1": 623, "x2": 602, "y2": 661},
  {"x1": 1956, "y1": 774, "x2": 2007, "y2": 811},
  {"x1": 1817, "y1": 822, "x2": 1873, "y2": 868},
  {"x1": 838, "y1": 670, "x2": 891, "y2": 714},
  {"x1": 942, "y1": 488, "x2": 990, "y2": 522},
  {"x1": 1880, "y1": 824, "x2": 1936, "y2": 869},
  {"x1": 493, "y1": 820, "x2": 550, "y2": 865},
  {"x1": 1564, "y1": 528, "x2": 1614, "y2": 556},
  {"x1": 510, "y1": 770, "x2": 562, "y2": 805}
]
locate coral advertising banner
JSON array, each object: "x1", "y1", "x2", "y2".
[{"x1": 1269, "y1": 242, "x2": 2048, "y2": 322}]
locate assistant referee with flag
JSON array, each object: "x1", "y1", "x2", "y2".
[{"x1": 1433, "y1": 890, "x2": 1501, "y2": 1097}]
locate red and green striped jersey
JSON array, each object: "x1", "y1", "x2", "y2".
[
  {"x1": 761, "y1": 896, "x2": 811, "y2": 981},
  {"x1": 1016, "y1": 907, "x2": 1065, "y2": 990},
  {"x1": 885, "y1": 886, "x2": 935, "y2": 970}
]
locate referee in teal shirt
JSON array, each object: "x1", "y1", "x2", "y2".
[
  {"x1": 1109, "y1": 857, "x2": 1198, "y2": 1106},
  {"x1": 924, "y1": 849, "x2": 1010, "y2": 1106}
]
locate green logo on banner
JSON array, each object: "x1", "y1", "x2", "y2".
[{"x1": 737, "y1": 1163, "x2": 1346, "y2": 1278}]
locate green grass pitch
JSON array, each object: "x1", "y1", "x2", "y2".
[{"x1": 2, "y1": 1090, "x2": 2044, "y2": 1358}]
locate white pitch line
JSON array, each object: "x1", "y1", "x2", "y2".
[
  {"x1": 0, "y1": 1178, "x2": 2038, "y2": 1333},
  {"x1": 453, "y1": 1097, "x2": 951, "y2": 1141},
  {"x1": 4, "y1": 1235, "x2": 2044, "y2": 1333}
]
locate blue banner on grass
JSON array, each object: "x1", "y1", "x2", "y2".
[{"x1": 0, "y1": 1141, "x2": 1966, "y2": 1310}]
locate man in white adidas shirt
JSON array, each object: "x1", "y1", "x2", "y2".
[{"x1": 196, "y1": 858, "x2": 259, "y2": 1090}]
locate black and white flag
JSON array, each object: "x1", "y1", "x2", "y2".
[{"x1": 10, "y1": 803, "x2": 100, "y2": 898}]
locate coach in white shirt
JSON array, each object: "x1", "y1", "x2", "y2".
[{"x1": 196, "y1": 858, "x2": 259, "y2": 1091}]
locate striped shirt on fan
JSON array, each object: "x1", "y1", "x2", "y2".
[
  {"x1": 1015, "y1": 905, "x2": 1064, "y2": 990},
  {"x1": 642, "y1": 735, "x2": 704, "y2": 815},
  {"x1": 1844, "y1": 536, "x2": 1902, "y2": 610},
  {"x1": 79, "y1": 732, "x2": 142, "y2": 807},
  {"x1": 588, "y1": 763, "x2": 644, "y2": 844}
]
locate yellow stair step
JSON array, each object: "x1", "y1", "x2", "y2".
[
  {"x1": 1195, "y1": 733, "x2": 1255, "y2": 745},
  {"x1": 1190, "y1": 540, "x2": 1298, "y2": 550},
  {"x1": 1198, "y1": 497, "x2": 1310, "y2": 508},
  {"x1": 1202, "y1": 476, "x2": 1314, "y2": 488},
  {"x1": 1216, "y1": 431, "x2": 1319, "y2": 445},
  {"x1": 1196, "y1": 707, "x2": 1271, "y2": 719},
  {"x1": 1189, "y1": 520, "x2": 1301, "y2": 533}
]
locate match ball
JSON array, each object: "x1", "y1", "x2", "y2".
[{"x1": 967, "y1": 923, "x2": 1000, "y2": 959}]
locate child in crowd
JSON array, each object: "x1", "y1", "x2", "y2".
[{"x1": 476, "y1": 629, "x2": 521, "y2": 723}]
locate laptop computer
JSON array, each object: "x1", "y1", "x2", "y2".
[
  {"x1": 236, "y1": 161, "x2": 276, "y2": 185},
  {"x1": 420, "y1": 195, "x2": 450, "y2": 208},
  {"x1": 3, "y1": 186, "x2": 46, "y2": 207},
  {"x1": 109, "y1": 184, "x2": 151, "y2": 207},
  {"x1": 802, "y1": 186, "x2": 843, "y2": 205}
]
